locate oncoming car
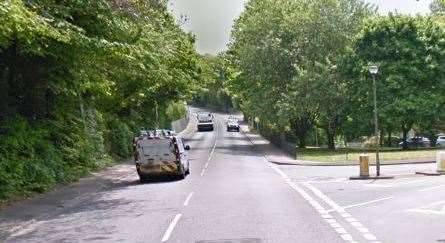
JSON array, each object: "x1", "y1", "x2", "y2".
[
  {"x1": 133, "y1": 130, "x2": 190, "y2": 182},
  {"x1": 227, "y1": 116, "x2": 240, "y2": 132},
  {"x1": 197, "y1": 112, "x2": 214, "y2": 131}
]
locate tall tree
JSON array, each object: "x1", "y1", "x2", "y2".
[
  {"x1": 228, "y1": 0, "x2": 372, "y2": 149},
  {"x1": 353, "y1": 15, "x2": 445, "y2": 149}
]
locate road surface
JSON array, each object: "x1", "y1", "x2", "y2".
[{"x1": 0, "y1": 108, "x2": 444, "y2": 243}]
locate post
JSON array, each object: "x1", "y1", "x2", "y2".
[
  {"x1": 372, "y1": 75, "x2": 381, "y2": 176},
  {"x1": 155, "y1": 101, "x2": 159, "y2": 129},
  {"x1": 359, "y1": 155, "x2": 370, "y2": 177}
]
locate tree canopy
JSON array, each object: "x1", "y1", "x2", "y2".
[{"x1": 0, "y1": 0, "x2": 201, "y2": 200}]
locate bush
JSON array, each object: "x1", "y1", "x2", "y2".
[
  {"x1": 106, "y1": 116, "x2": 133, "y2": 158},
  {"x1": 0, "y1": 110, "x2": 115, "y2": 201}
]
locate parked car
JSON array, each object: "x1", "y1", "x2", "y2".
[
  {"x1": 227, "y1": 117, "x2": 240, "y2": 132},
  {"x1": 399, "y1": 136, "x2": 430, "y2": 148},
  {"x1": 134, "y1": 130, "x2": 190, "y2": 182},
  {"x1": 197, "y1": 112, "x2": 214, "y2": 131},
  {"x1": 436, "y1": 135, "x2": 445, "y2": 147}
]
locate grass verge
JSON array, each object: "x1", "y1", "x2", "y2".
[{"x1": 297, "y1": 147, "x2": 442, "y2": 164}]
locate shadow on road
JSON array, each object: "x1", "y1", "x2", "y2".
[{"x1": 0, "y1": 162, "x2": 186, "y2": 242}]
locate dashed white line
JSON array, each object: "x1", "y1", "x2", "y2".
[
  {"x1": 161, "y1": 214, "x2": 182, "y2": 242},
  {"x1": 200, "y1": 168, "x2": 206, "y2": 177},
  {"x1": 183, "y1": 192, "x2": 194, "y2": 206}
]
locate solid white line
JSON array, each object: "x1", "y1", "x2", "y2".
[
  {"x1": 419, "y1": 184, "x2": 445, "y2": 192},
  {"x1": 342, "y1": 197, "x2": 394, "y2": 210},
  {"x1": 183, "y1": 192, "x2": 194, "y2": 206},
  {"x1": 303, "y1": 182, "x2": 380, "y2": 242},
  {"x1": 161, "y1": 214, "x2": 182, "y2": 242},
  {"x1": 269, "y1": 164, "x2": 356, "y2": 242},
  {"x1": 303, "y1": 182, "x2": 346, "y2": 213}
]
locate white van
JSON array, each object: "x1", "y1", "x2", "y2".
[{"x1": 134, "y1": 130, "x2": 190, "y2": 182}]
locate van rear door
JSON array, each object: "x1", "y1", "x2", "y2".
[{"x1": 138, "y1": 139, "x2": 176, "y2": 165}]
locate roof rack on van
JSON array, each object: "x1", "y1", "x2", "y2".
[{"x1": 139, "y1": 129, "x2": 176, "y2": 139}]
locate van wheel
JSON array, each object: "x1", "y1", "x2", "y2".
[
  {"x1": 139, "y1": 175, "x2": 148, "y2": 183},
  {"x1": 186, "y1": 165, "x2": 190, "y2": 175}
]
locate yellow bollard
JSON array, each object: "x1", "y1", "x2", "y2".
[
  {"x1": 437, "y1": 152, "x2": 445, "y2": 173},
  {"x1": 359, "y1": 155, "x2": 370, "y2": 177}
]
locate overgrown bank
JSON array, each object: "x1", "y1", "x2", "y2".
[{"x1": 0, "y1": 0, "x2": 199, "y2": 202}]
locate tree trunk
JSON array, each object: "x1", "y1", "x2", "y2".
[
  {"x1": 402, "y1": 126, "x2": 409, "y2": 150},
  {"x1": 291, "y1": 117, "x2": 312, "y2": 149},
  {"x1": 379, "y1": 129, "x2": 385, "y2": 147},
  {"x1": 386, "y1": 128, "x2": 392, "y2": 147},
  {"x1": 298, "y1": 135, "x2": 307, "y2": 148},
  {"x1": 326, "y1": 130, "x2": 335, "y2": 150}
]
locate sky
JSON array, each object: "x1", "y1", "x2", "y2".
[{"x1": 168, "y1": 0, "x2": 434, "y2": 55}]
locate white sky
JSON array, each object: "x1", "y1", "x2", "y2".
[{"x1": 169, "y1": 0, "x2": 433, "y2": 55}]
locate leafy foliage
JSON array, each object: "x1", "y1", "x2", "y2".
[
  {"x1": 228, "y1": 0, "x2": 372, "y2": 149},
  {"x1": 228, "y1": 0, "x2": 445, "y2": 150},
  {"x1": 0, "y1": 0, "x2": 200, "y2": 200}
]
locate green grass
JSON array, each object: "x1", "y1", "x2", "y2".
[{"x1": 297, "y1": 147, "x2": 442, "y2": 164}]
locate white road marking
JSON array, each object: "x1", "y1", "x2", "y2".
[
  {"x1": 207, "y1": 119, "x2": 219, "y2": 162},
  {"x1": 269, "y1": 164, "x2": 357, "y2": 242},
  {"x1": 303, "y1": 182, "x2": 380, "y2": 242},
  {"x1": 183, "y1": 192, "x2": 194, "y2": 206},
  {"x1": 161, "y1": 214, "x2": 182, "y2": 242},
  {"x1": 419, "y1": 184, "x2": 445, "y2": 192},
  {"x1": 201, "y1": 117, "x2": 219, "y2": 175},
  {"x1": 342, "y1": 197, "x2": 394, "y2": 210},
  {"x1": 408, "y1": 200, "x2": 445, "y2": 215}
]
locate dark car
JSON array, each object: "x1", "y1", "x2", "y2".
[{"x1": 399, "y1": 136, "x2": 430, "y2": 148}]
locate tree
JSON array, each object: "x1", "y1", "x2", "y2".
[
  {"x1": 228, "y1": 0, "x2": 372, "y2": 149},
  {"x1": 0, "y1": 0, "x2": 201, "y2": 199},
  {"x1": 430, "y1": 0, "x2": 445, "y2": 15},
  {"x1": 352, "y1": 15, "x2": 445, "y2": 149}
]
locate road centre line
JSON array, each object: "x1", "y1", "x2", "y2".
[
  {"x1": 303, "y1": 182, "x2": 380, "y2": 242},
  {"x1": 200, "y1": 168, "x2": 206, "y2": 177},
  {"x1": 183, "y1": 192, "x2": 194, "y2": 206},
  {"x1": 269, "y1": 164, "x2": 356, "y2": 242},
  {"x1": 161, "y1": 213, "x2": 182, "y2": 242}
]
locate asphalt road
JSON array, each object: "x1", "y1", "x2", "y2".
[{"x1": 0, "y1": 107, "x2": 444, "y2": 243}]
